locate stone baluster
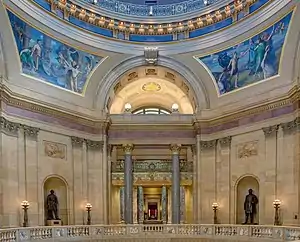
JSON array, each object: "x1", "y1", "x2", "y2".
[
  {"x1": 170, "y1": 144, "x2": 181, "y2": 224},
  {"x1": 123, "y1": 144, "x2": 134, "y2": 224}
]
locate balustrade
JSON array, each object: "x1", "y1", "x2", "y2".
[{"x1": 1, "y1": 224, "x2": 299, "y2": 242}]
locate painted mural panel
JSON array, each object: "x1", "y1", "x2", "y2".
[
  {"x1": 197, "y1": 12, "x2": 293, "y2": 95},
  {"x1": 7, "y1": 10, "x2": 103, "y2": 94}
]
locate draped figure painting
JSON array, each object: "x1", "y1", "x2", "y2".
[
  {"x1": 7, "y1": 10, "x2": 103, "y2": 94},
  {"x1": 197, "y1": 12, "x2": 293, "y2": 95}
]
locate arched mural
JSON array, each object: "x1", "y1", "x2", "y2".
[
  {"x1": 6, "y1": 10, "x2": 104, "y2": 94},
  {"x1": 44, "y1": 176, "x2": 68, "y2": 225},
  {"x1": 236, "y1": 175, "x2": 259, "y2": 224},
  {"x1": 195, "y1": 11, "x2": 293, "y2": 95}
]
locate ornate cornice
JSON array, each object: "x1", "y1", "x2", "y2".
[{"x1": 262, "y1": 125, "x2": 279, "y2": 137}]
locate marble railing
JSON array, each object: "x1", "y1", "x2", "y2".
[{"x1": 1, "y1": 224, "x2": 300, "y2": 242}]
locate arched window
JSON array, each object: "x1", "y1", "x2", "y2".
[{"x1": 132, "y1": 107, "x2": 171, "y2": 115}]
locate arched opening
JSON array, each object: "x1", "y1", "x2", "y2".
[
  {"x1": 108, "y1": 66, "x2": 196, "y2": 114},
  {"x1": 43, "y1": 176, "x2": 68, "y2": 225},
  {"x1": 236, "y1": 175, "x2": 259, "y2": 224}
]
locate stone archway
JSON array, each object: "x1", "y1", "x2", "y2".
[
  {"x1": 236, "y1": 175, "x2": 259, "y2": 224},
  {"x1": 93, "y1": 56, "x2": 210, "y2": 113},
  {"x1": 43, "y1": 176, "x2": 69, "y2": 225}
]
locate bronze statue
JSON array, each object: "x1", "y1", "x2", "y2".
[
  {"x1": 46, "y1": 190, "x2": 60, "y2": 220},
  {"x1": 243, "y1": 189, "x2": 258, "y2": 224}
]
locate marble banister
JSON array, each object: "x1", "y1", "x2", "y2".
[{"x1": 1, "y1": 224, "x2": 299, "y2": 242}]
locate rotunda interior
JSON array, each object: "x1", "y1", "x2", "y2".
[{"x1": 0, "y1": 0, "x2": 300, "y2": 241}]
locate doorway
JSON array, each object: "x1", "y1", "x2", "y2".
[{"x1": 148, "y1": 202, "x2": 158, "y2": 220}]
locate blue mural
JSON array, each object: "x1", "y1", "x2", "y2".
[
  {"x1": 7, "y1": 11, "x2": 103, "y2": 94},
  {"x1": 197, "y1": 12, "x2": 293, "y2": 95}
]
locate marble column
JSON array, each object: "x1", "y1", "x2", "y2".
[
  {"x1": 167, "y1": 188, "x2": 172, "y2": 223},
  {"x1": 161, "y1": 186, "x2": 167, "y2": 223},
  {"x1": 170, "y1": 144, "x2": 181, "y2": 224},
  {"x1": 123, "y1": 144, "x2": 134, "y2": 224},
  {"x1": 138, "y1": 186, "x2": 144, "y2": 223},
  {"x1": 119, "y1": 187, "x2": 125, "y2": 223},
  {"x1": 180, "y1": 186, "x2": 186, "y2": 223},
  {"x1": 133, "y1": 187, "x2": 138, "y2": 223}
]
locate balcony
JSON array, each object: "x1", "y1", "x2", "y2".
[{"x1": 2, "y1": 224, "x2": 300, "y2": 242}]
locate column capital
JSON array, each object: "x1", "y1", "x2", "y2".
[
  {"x1": 23, "y1": 125, "x2": 40, "y2": 140},
  {"x1": 71, "y1": 136, "x2": 84, "y2": 147},
  {"x1": 262, "y1": 125, "x2": 279, "y2": 136},
  {"x1": 281, "y1": 118, "x2": 299, "y2": 133},
  {"x1": 0, "y1": 117, "x2": 20, "y2": 136},
  {"x1": 170, "y1": 144, "x2": 181, "y2": 154},
  {"x1": 200, "y1": 140, "x2": 216, "y2": 150},
  {"x1": 219, "y1": 136, "x2": 232, "y2": 146},
  {"x1": 86, "y1": 140, "x2": 103, "y2": 150},
  {"x1": 123, "y1": 144, "x2": 134, "y2": 154}
]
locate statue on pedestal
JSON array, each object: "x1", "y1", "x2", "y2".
[
  {"x1": 243, "y1": 189, "x2": 258, "y2": 224},
  {"x1": 46, "y1": 190, "x2": 60, "y2": 220}
]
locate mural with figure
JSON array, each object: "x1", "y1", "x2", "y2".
[
  {"x1": 6, "y1": 10, "x2": 103, "y2": 94},
  {"x1": 196, "y1": 12, "x2": 293, "y2": 95}
]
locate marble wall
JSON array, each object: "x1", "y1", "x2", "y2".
[{"x1": 0, "y1": 115, "x2": 299, "y2": 227}]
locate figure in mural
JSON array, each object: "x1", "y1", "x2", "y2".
[
  {"x1": 243, "y1": 189, "x2": 258, "y2": 224},
  {"x1": 7, "y1": 11, "x2": 103, "y2": 94},
  {"x1": 198, "y1": 12, "x2": 293, "y2": 95},
  {"x1": 46, "y1": 190, "x2": 60, "y2": 220}
]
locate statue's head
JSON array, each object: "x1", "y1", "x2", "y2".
[
  {"x1": 50, "y1": 190, "x2": 55, "y2": 194},
  {"x1": 248, "y1": 189, "x2": 253, "y2": 194}
]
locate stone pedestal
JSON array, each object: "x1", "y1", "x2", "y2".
[{"x1": 46, "y1": 220, "x2": 62, "y2": 226}]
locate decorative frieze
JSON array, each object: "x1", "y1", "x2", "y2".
[
  {"x1": 112, "y1": 160, "x2": 193, "y2": 173},
  {"x1": 0, "y1": 117, "x2": 19, "y2": 136},
  {"x1": 71, "y1": 136, "x2": 84, "y2": 147},
  {"x1": 262, "y1": 125, "x2": 279, "y2": 136},
  {"x1": 200, "y1": 140, "x2": 216, "y2": 150},
  {"x1": 86, "y1": 140, "x2": 103, "y2": 150}
]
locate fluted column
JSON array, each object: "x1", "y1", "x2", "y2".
[
  {"x1": 138, "y1": 186, "x2": 144, "y2": 223},
  {"x1": 161, "y1": 186, "x2": 167, "y2": 223},
  {"x1": 170, "y1": 144, "x2": 181, "y2": 224},
  {"x1": 123, "y1": 144, "x2": 134, "y2": 224}
]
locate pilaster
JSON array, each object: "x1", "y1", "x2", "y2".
[
  {"x1": 262, "y1": 125, "x2": 279, "y2": 224},
  {"x1": 86, "y1": 139, "x2": 104, "y2": 224},
  {"x1": 200, "y1": 139, "x2": 216, "y2": 223},
  {"x1": 22, "y1": 125, "x2": 39, "y2": 226},
  {"x1": 71, "y1": 136, "x2": 84, "y2": 225},
  {"x1": 216, "y1": 136, "x2": 231, "y2": 224}
]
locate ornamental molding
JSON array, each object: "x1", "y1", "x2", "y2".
[{"x1": 29, "y1": 0, "x2": 251, "y2": 35}]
